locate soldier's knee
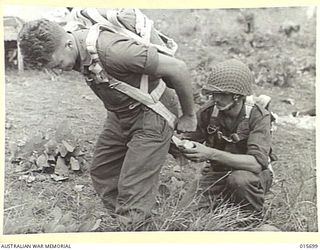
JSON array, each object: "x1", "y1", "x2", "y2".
[{"x1": 226, "y1": 170, "x2": 252, "y2": 191}]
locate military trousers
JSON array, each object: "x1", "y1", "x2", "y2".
[
  {"x1": 199, "y1": 167, "x2": 273, "y2": 212},
  {"x1": 90, "y1": 105, "x2": 173, "y2": 219}
]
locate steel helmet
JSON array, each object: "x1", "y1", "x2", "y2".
[{"x1": 204, "y1": 59, "x2": 254, "y2": 96}]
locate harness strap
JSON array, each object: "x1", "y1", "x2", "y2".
[
  {"x1": 85, "y1": 23, "x2": 177, "y2": 128},
  {"x1": 108, "y1": 80, "x2": 177, "y2": 128},
  {"x1": 70, "y1": 8, "x2": 93, "y2": 27},
  {"x1": 110, "y1": 80, "x2": 166, "y2": 106},
  {"x1": 132, "y1": 8, "x2": 153, "y2": 94},
  {"x1": 134, "y1": 8, "x2": 153, "y2": 42},
  {"x1": 105, "y1": 9, "x2": 124, "y2": 27}
]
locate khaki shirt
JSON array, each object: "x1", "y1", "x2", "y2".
[
  {"x1": 72, "y1": 28, "x2": 179, "y2": 115},
  {"x1": 186, "y1": 102, "x2": 271, "y2": 170}
]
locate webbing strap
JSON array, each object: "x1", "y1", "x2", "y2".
[
  {"x1": 140, "y1": 75, "x2": 149, "y2": 93},
  {"x1": 111, "y1": 80, "x2": 166, "y2": 106},
  {"x1": 71, "y1": 8, "x2": 93, "y2": 27},
  {"x1": 148, "y1": 102, "x2": 177, "y2": 128},
  {"x1": 134, "y1": 8, "x2": 145, "y2": 37},
  {"x1": 105, "y1": 9, "x2": 124, "y2": 27},
  {"x1": 134, "y1": 8, "x2": 153, "y2": 42},
  {"x1": 245, "y1": 96, "x2": 255, "y2": 119},
  {"x1": 245, "y1": 95, "x2": 272, "y2": 118},
  {"x1": 87, "y1": 8, "x2": 113, "y2": 25},
  {"x1": 110, "y1": 80, "x2": 177, "y2": 128},
  {"x1": 86, "y1": 25, "x2": 98, "y2": 53},
  {"x1": 133, "y1": 9, "x2": 153, "y2": 94}
]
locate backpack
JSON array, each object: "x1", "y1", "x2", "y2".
[{"x1": 65, "y1": 8, "x2": 178, "y2": 128}]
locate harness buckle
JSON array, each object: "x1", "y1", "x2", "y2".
[
  {"x1": 129, "y1": 103, "x2": 141, "y2": 110},
  {"x1": 85, "y1": 76, "x2": 94, "y2": 86},
  {"x1": 207, "y1": 124, "x2": 218, "y2": 134},
  {"x1": 109, "y1": 82, "x2": 119, "y2": 89},
  {"x1": 230, "y1": 133, "x2": 240, "y2": 143}
]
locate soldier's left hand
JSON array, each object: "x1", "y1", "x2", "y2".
[
  {"x1": 176, "y1": 114, "x2": 197, "y2": 132},
  {"x1": 181, "y1": 141, "x2": 215, "y2": 162}
]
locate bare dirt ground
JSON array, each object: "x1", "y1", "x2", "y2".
[{"x1": 3, "y1": 7, "x2": 317, "y2": 233}]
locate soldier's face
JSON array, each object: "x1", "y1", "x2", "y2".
[
  {"x1": 47, "y1": 39, "x2": 77, "y2": 71},
  {"x1": 212, "y1": 92, "x2": 234, "y2": 110}
]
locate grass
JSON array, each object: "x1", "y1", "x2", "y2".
[
  {"x1": 263, "y1": 151, "x2": 317, "y2": 231},
  {"x1": 3, "y1": 147, "x2": 316, "y2": 232}
]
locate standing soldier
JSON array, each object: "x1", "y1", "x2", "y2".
[{"x1": 18, "y1": 16, "x2": 197, "y2": 226}]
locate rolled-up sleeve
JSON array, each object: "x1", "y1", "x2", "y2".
[
  {"x1": 247, "y1": 109, "x2": 271, "y2": 169},
  {"x1": 102, "y1": 32, "x2": 159, "y2": 75}
]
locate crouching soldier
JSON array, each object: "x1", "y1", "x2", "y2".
[
  {"x1": 18, "y1": 18, "x2": 197, "y2": 226},
  {"x1": 179, "y1": 59, "x2": 273, "y2": 214}
]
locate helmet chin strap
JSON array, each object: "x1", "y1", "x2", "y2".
[
  {"x1": 216, "y1": 101, "x2": 235, "y2": 111},
  {"x1": 215, "y1": 94, "x2": 240, "y2": 112}
]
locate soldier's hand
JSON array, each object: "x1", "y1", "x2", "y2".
[
  {"x1": 181, "y1": 142, "x2": 215, "y2": 162},
  {"x1": 176, "y1": 114, "x2": 197, "y2": 132}
]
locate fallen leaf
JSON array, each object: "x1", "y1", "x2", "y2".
[
  {"x1": 59, "y1": 211, "x2": 74, "y2": 225},
  {"x1": 14, "y1": 161, "x2": 32, "y2": 173},
  {"x1": 173, "y1": 165, "x2": 181, "y2": 173},
  {"x1": 65, "y1": 222, "x2": 78, "y2": 232},
  {"x1": 19, "y1": 175, "x2": 36, "y2": 183},
  {"x1": 57, "y1": 143, "x2": 68, "y2": 158},
  {"x1": 28, "y1": 154, "x2": 37, "y2": 164},
  {"x1": 73, "y1": 147, "x2": 85, "y2": 157},
  {"x1": 177, "y1": 179, "x2": 199, "y2": 210},
  {"x1": 36, "y1": 154, "x2": 50, "y2": 168},
  {"x1": 29, "y1": 164, "x2": 43, "y2": 172},
  {"x1": 90, "y1": 219, "x2": 101, "y2": 231},
  {"x1": 51, "y1": 224, "x2": 66, "y2": 233},
  {"x1": 158, "y1": 183, "x2": 171, "y2": 198},
  {"x1": 171, "y1": 176, "x2": 185, "y2": 189},
  {"x1": 50, "y1": 174, "x2": 69, "y2": 182},
  {"x1": 17, "y1": 139, "x2": 27, "y2": 147},
  {"x1": 255, "y1": 224, "x2": 281, "y2": 231},
  {"x1": 281, "y1": 98, "x2": 295, "y2": 105},
  {"x1": 78, "y1": 216, "x2": 100, "y2": 232},
  {"x1": 81, "y1": 95, "x2": 95, "y2": 101},
  {"x1": 70, "y1": 157, "x2": 80, "y2": 171},
  {"x1": 74, "y1": 185, "x2": 84, "y2": 192},
  {"x1": 35, "y1": 174, "x2": 47, "y2": 182},
  {"x1": 62, "y1": 140, "x2": 75, "y2": 153},
  {"x1": 5, "y1": 122, "x2": 12, "y2": 129},
  {"x1": 45, "y1": 139, "x2": 58, "y2": 155},
  {"x1": 51, "y1": 206, "x2": 63, "y2": 223},
  {"x1": 54, "y1": 156, "x2": 69, "y2": 176},
  {"x1": 18, "y1": 175, "x2": 29, "y2": 181},
  {"x1": 47, "y1": 154, "x2": 56, "y2": 164}
]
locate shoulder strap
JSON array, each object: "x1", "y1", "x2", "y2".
[{"x1": 245, "y1": 95, "x2": 255, "y2": 119}]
